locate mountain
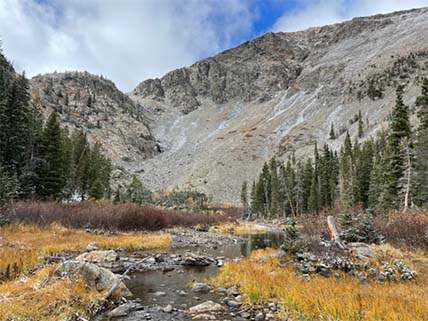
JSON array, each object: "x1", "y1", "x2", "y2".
[
  {"x1": 128, "y1": 7, "x2": 428, "y2": 201},
  {"x1": 29, "y1": 8, "x2": 428, "y2": 202},
  {"x1": 31, "y1": 71, "x2": 160, "y2": 164}
]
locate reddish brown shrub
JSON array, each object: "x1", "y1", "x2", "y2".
[
  {"x1": 13, "y1": 201, "x2": 235, "y2": 232},
  {"x1": 374, "y1": 210, "x2": 428, "y2": 250}
]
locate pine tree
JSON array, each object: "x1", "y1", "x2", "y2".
[
  {"x1": 250, "y1": 180, "x2": 257, "y2": 218},
  {"x1": 340, "y1": 132, "x2": 356, "y2": 210},
  {"x1": 329, "y1": 123, "x2": 336, "y2": 140},
  {"x1": 308, "y1": 143, "x2": 320, "y2": 213},
  {"x1": 385, "y1": 86, "x2": 411, "y2": 209},
  {"x1": 0, "y1": 74, "x2": 35, "y2": 176},
  {"x1": 340, "y1": 211, "x2": 359, "y2": 242},
  {"x1": 281, "y1": 217, "x2": 303, "y2": 255},
  {"x1": 89, "y1": 177, "x2": 104, "y2": 200},
  {"x1": 356, "y1": 212, "x2": 382, "y2": 244},
  {"x1": 0, "y1": 164, "x2": 18, "y2": 208},
  {"x1": 269, "y1": 158, "x2": 280, "y2": 217},
  {"x1": 302, "y1": 159, "x2": 313, "y2": 213},
  {"x1": 240, "y1": 181, "x2": 249, "y2": 219},
  {"x1": 413, "y1": 78, "x2": 428, "y2": 207},
  {"x1": 113, "y1": 188, "x2": 122, "y2": 204},
  {"x1": 358, "y1": 110, "x2": 364, "y2": 138},
  {"x1": 37, "y1": 112, "x2": 66, "y2": 199}
]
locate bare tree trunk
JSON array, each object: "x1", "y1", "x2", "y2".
[{"x1": 327, "y1": 215, "x2": 347, "y2": 249}]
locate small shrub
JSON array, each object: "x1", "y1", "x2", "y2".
[{"x1": 281, "y1": 218, "x2": 304, "y2": 255}]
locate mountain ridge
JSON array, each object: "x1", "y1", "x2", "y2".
[{"x1": 27, "y1": 7, "x2": 428, "y2": 201}]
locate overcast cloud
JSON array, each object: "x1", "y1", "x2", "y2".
[
  {"x1": 1, "y1": 0, "x2": 427, "y2": 91},
  {"x1": 274, "y1": 0, "x2": 428, "y2": 32}
]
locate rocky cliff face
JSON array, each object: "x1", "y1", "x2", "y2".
[
  {"x1": 31, "y1": 72, "x2": 159, "y2": 163},
  {"x1": 129, "y1": 7, "x2": 428, "y2": 201}
]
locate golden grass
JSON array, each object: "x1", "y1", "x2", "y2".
[
  {"x1": 0, "y1": 264, "x2": 104, "y2": 321},
  {"x1": 0, "y1": 224, "x2": 171, "y2": 280},
  {"x1": 211, "y1": 248, "x2": 428, "y2": 321},
  {"x1": 210, "y1": 223, "x2": 267, "y2": 235}
]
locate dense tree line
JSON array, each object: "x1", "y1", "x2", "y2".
[
  {"x1": 243, "y1": 79, "x2": 428, "y2": 219},
  {"x1": 0, "y1": 50, "x2": 111, "y2": 206}
]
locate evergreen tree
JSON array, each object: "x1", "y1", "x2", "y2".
[
  {"x1": 240, "y1": 181, "x2": 249, "y2": 219},
  {"x1": 385, "y1": 86, "x2": 411, "y2": 209},
  {"x1": 413, "y1": 78, "x2": 428, "y2": 207},
  {"x1": 0, "y1": 164, "x2": 18, "y2": 207},
  {"x1": 37, "y1": 112, "x2": 66, "y2": 199},
  {"x1": 0, "y1": 74, "x2": 35, "y2": 177},
  {"x1": 269, "y1": 158, "x2": 279, "y2": 217},
  {"x1": 329, "y1": 123, "x2": 336, "y2": 140},
  {"x1": 89, "y1": 177, "x2": 104, "y2": 200},
  {"x1": 308, "y1": 143, "x2": 320, "y2": 213},
  {"x1": 358, "y1": 110, "x2": 364, "y2": 138},
  {"x1": 356, "y1": 212, "x2": 383, "y2": 244},
  {"x1": 250, "y1": 180, "x2": 257, "y2": 218},
  {"x1": 302, "y1": 159, "x2": 313, "y2": 213},
  {"x1": 340, "y1": 132, "x2": 356, "y2": 209},
  {"x1": 281, "y1": 217, "x2": 303, "y2": 255},
  {"x1": 125, "y1": 176, "x2": 151, "y2": 205}
]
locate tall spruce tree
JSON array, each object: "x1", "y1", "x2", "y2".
[
  {"x1": 385, "y1": 86, "x2": 411, "y2": 209},
  {"x1": 269, "y1": 158, "x2": 280, "y2": 217},
  {"x1": 240, "y1": 181, "x2": 249, "y2": 219},
  {"x1": 308, "y1": 143, "x2": 320, "y2": 213},
  {"x1": 413, "y1": 78, "x2": 428, "y2": 207},
  {"x1": 37, "y1": 112, "x2": 66, "y2": 199}
]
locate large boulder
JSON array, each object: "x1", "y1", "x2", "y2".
[
  {"x1": 75, "y1": 250, "x2": 124, "y2": 272},
  {"x1": 58, "y1": 260, "x2": 132, "y2": 298},
  {"x1": 188, "y1": 301, "x2": 226, "y2": 315},
  {"x1": 349, "y1": 243, "x2": 376, "y2": 260}
]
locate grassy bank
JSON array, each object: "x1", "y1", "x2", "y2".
[
  {"x1": 0, "y1": 224, "x2": 171, "y2": 280},
  {"x1": 212, "y1": 248, "x2": 428, "y2": 321},
  {"x1": 0, "y1": 223, "x2": 172, "y2": 321},
  {"x1": 0, "y1": 264, "x2": 103, "y2": 321}
]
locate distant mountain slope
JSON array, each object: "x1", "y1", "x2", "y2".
[
  {"x1": 31, "y1": 72, "x2": 159, "y2": 163},
  {"x1": 129, "y1": 7, "x2": 428, "y2": 201}
]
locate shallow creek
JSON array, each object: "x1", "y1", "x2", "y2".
[{"x1": 100, "y1": 231, "x2": 284, "y2": 321}]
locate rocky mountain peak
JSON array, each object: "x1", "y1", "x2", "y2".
[
  {"x1": 31, "y1": 71, "x2": 159, "y2": 162},
  {"x1": 128, "y1": 7, "x2": 428, "y2": 201}
]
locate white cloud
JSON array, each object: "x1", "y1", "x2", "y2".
[
  {"x1": 0, "y1": 0, "x2": 254, "y2": 91},
  {"x1": 274, "y1": 0, "x2": 428, "y2": 32}
]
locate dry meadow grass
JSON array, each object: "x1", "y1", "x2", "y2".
[
  {"x1": 211, "y1": 248, "x2": 428, "y2": 321},
  {"x1": 0, "y1": 264, "x2": 103, "y2": 321},
  {"x1": 0, "y1": 224, "x2": 171, "y2": 280}
]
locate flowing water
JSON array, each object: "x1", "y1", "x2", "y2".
[{"x1": 125, "y1": 231, "x2": 284, "y2": 308}]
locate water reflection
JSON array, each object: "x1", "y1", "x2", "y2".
[
  {"x1": 125, "y1": 231, "x2": 284, "y2": 307},
  {"x1": 239, "y1": 232, "x2": 284, "y2": 257}
]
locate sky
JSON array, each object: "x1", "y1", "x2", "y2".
[{"x1": 1, "y1": 0, "x2": 428, "y2": 91}]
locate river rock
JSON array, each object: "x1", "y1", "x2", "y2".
[
  {"x1": 58, "y1": 260, "x2": 132, "y2": 298},
  {"x1": 226, "y1": 300, "x2": 241, "y2": 309},
  {"x1": 181, "y1": 254, "x2": 212, "y2": 266},
  {"x1": 162, "y1": 304, "x2": 173, "y2": 313},
  {"x1": 192, "y1": 282, "x2": 211, "y2": 293},
  {"x1": 153, "y1": 291, "x2": 167, "y2": 297},
  {"x1": 349, "y1": 243, "x2": 375, "y2": 260},
  {"x1": 188, "y1": 301, "x2": 226, "y2": 315},
  {"x1": 86, "y1": 242, "x2": 99, "y2": 251},
  {"x1": 255, "y1": 312, "x2": 265, "y2": 321},
  {"x1": 106, "y1": 303, "x2": 136, "y2": 317}
]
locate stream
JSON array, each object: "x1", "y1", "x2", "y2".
[{"x1": 100, "y1": 231, "x2": 284, "y2": 321}]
